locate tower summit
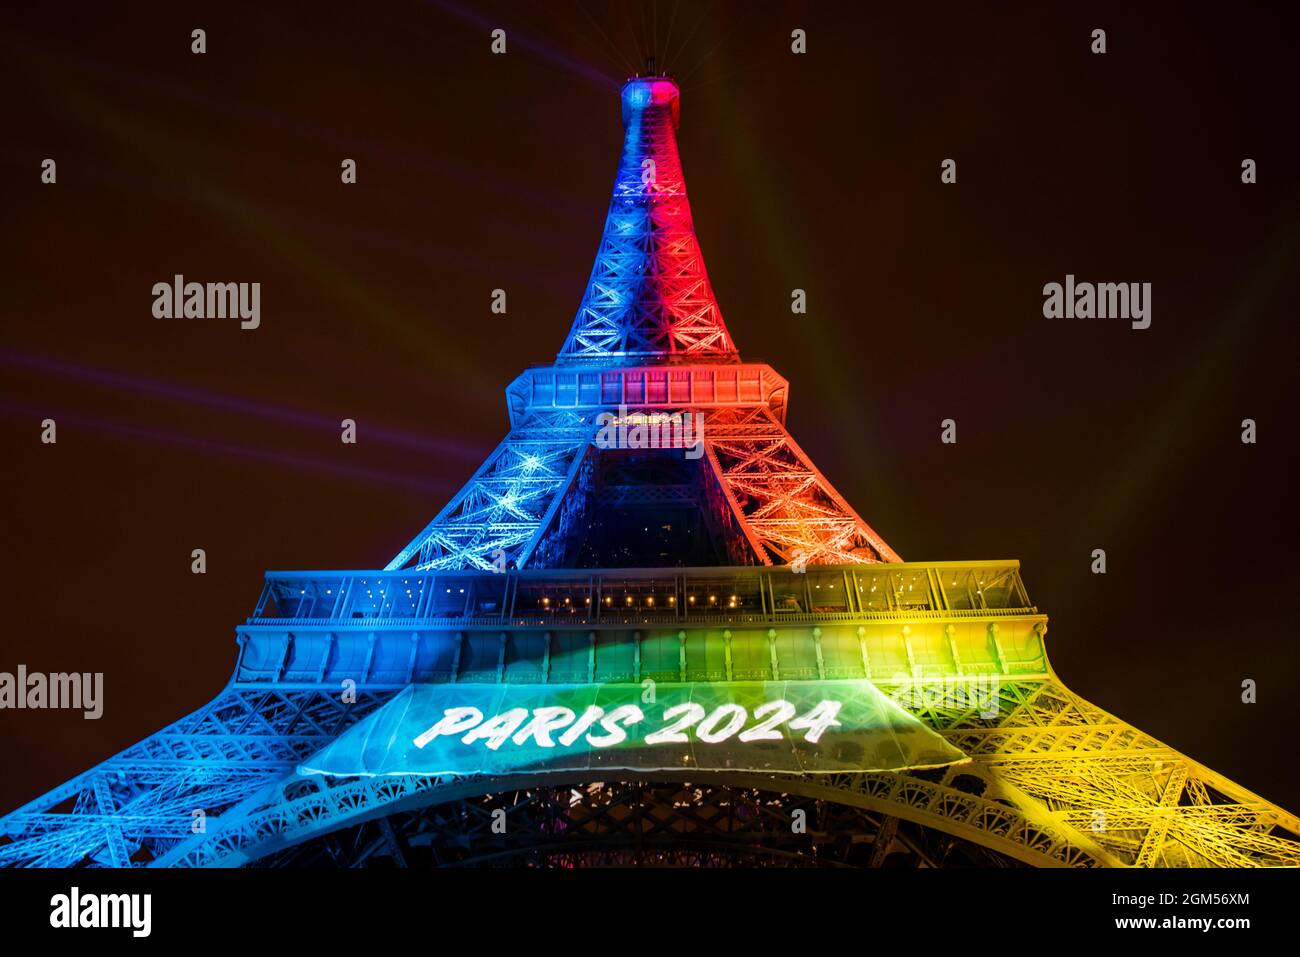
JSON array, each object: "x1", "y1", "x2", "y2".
[
  {"x1": 559, "y1": 76, "x2": 738, "y2": 363},
  {"x1": 385, "y1": 75, "x2": 900, "y2": 573}
]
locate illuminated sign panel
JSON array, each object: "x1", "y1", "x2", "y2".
[{"x1": 300, "y1": 680, "x2": 967, "y2": 778}]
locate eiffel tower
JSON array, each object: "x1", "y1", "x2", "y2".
[{"x1": 4, "y1": 75, "x2": 1297, "y2": 869}]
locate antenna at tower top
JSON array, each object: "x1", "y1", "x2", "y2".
[{"x1": 644, "y1": 54, "x2": 656, "y2": 76}]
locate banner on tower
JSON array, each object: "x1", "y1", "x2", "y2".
[{"x1": 298, "y1": 679, "x2": 967, "y2": 779}]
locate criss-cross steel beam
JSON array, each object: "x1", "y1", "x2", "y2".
[{"x1": 4, "y1": 74, "x2": 1294, "y2": 872}]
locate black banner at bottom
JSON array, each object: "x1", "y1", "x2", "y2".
[{"x1": 0, "y1": 866, "x2": 1290, "y2": 943}]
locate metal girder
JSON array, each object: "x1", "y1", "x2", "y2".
[
  {"x1": 5, "y1": 635, "x2": 1298, "y2": 868},
  {"x1": 386, "y1": 410, "x2": 596, "y2": 572},
  {"x1": 68, "y1": 665, "x2": 1287, "y2": 870},
  {"x1": 251, "y1": 782, "x2": 1007, "y2": 868},
  {"x1": 4, "y1": 77, "x2": 1295, "y2": 873},
  {"x1": 0, "y1": 687, "x2": 391, "y2": 868},
  {"x1": 703, "y1": 407, "x2": 901, "y2": 566},
  {"x1": 557, "y1": 79, "x2": 737, "y2": 363},
  {"x1": 6, "y1": 565, "x2": 1294, "y2": 869}
]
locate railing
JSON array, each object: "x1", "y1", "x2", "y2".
[
  {"x1": 248, "y1": 560, "x2": 1034, "y2": 628},
  {"x1": 507, "y1": 362, "x2": 789, "y2": 425}
]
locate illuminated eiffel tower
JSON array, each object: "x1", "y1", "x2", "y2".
[{"x1": 3, "y1": 75, "x2": 1297, "y2": 869}]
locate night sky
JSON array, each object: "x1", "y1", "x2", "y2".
[{"x1": 2, "y1": 2, "x2": 1298, "y2": 816}]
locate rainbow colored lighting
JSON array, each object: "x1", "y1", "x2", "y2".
[
  {"x1": 2, "y1": 65, "x2": 1297, "y2": 873},
  {"x1": 559, "y1": 77, "x2": 737, "y2": 363},
  {"x1": 384, "y1": 75, "x2": 899, "y2": 573}
]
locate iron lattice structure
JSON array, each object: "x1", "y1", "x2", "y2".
[
  {"x1": 3, "y1": 77, "x2": 1297, "y2": 869},
  {"x1": 557, "y1": 78, "x2": 737, "y2": 362}
]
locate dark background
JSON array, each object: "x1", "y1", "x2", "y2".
[{"x1": 1, "y1": 2, "x2": 1297, "y2": 815}]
